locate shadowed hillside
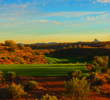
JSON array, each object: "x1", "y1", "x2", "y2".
[{"x1": 49, "y1": 48, "x2": 110, "y2": 61}]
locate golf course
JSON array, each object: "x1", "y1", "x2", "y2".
[{"x1": 0, "y1": 64, "x2": 88, "y2": 76}]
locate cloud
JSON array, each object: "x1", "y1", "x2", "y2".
[
  {"x1": 22, "y1": 3, "x2": 30, "y2": 8},
  {"x1": 86, "y1": 15, "x2": 106, "y2": 21},
  {"x1": 52, "y1": 21, "x2": 61, "y2": 25},
  {"x1": 2, "y1": 2, "x2": 30, "y2": 9},
  {"x1": 46, "y1": 12, "x2": 105, "y2": 18},
  {"x1": 97, "y1": 0, "x2": 110, "y2": 3},
  {"x1": 38, "y1": 20, "x2": 49, "y2": 23},
  {"x1": 23, "y1": 19, "x2": 62, "y2": 25},
  {"x1": 0, "y1": 1, "x2": 106, "y2": 20},
  {"x1": 86, "y1": 16, "x2": 99, "y2": 21},
  {"x1": 24, "y1": 19, "x2": 49, "y2": 24}
]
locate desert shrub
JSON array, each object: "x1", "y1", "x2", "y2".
[
  {"x1": 89, "y1": 72, "x2": 98, "y2": 80},
  {"x1": 64, "y1": 77, "x2": 90, "y2": 99},
  {"x1": 76, "y1": 62, "x2": 80, "y2": 64},
  {"x1": 5, "y1": 40, "x2": 18, "y2": 50},
  {"x1": 12, "y1": 57, "x2": 24, "y2": 64},
  {"x1": 104, "y1": 73, "x2": 110, "y2": 83},
  {"x1": 101, "y1": 67, "x2": 109, "y2": 73},
  {"x1": 108, "y1": 78, "x2": 110, "y2": 83},
  {"x1": 107, "y1": 69, "x2": 110, "y2": 76},
  {"x1": 68, "y1": 70, "x2": 81, "y2": 79},
  {"x1": 24, "y1": 81, "x2": 38, "y2": 91},
  {"x1": 24, "y1": 47, "x2": 32, "y2": 52},
  {"x1": 2, "y1": 83, "x2": 26, "y2": 99},
  {"x1": 10, "y1": 53, "x2": 13, "y2": 55},
  {"x1": 91, "y1": 66, "x2": 100, "y2": 73},
  {"x1": 40, "y1": 94, "x2": 59, "y2": 100},
  {"x1": 0, "y1": 70, "x2": 3, "y2": 75},
  {"x1": 1, "y1": 56, "x2": 7, "y2": 60},
  {"x1": 92, "y1": 86, "x2": 101, "y2": 94},
  {"x1": 23, "y1": 55, "x2": 29, "y2": 60},
  {"x1": 96, "y1": 78, "x2": 106, "y2": 85},
  {"x1": 104, "y1": 74, "x2": 110, "y2": 80},
  {"x1": 92, "y1": 56, "x2": 109, "y2": 68},
  {"x1": 7, "y1": 56, "x2": 11, "y2": 59},
  {"x1": 5, "y1": 71, "x2": 16, "y2": 82},
  {"x1": 0, "y1": 71, "x2": 3, "y2": 82},
  {"x1": 18, "y1": 44, "x2": 25, "y2": 50}
]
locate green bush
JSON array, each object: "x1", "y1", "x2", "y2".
[
  {"x1": 40, "y1": 94, "x2": 59, "y2": 100},
  {"x1": 5, "y1": 71, "x2": 16, "y2": 82},
  {"x1": 93, "y1": 56, "x2": 109, "y2": 68},
  {"x1": 0, "y1": 71, "x2": 3, "y2": 75},
  {"x1": 108, "y1": 78, "x2": 110, "y2": 83},
  {"x1": 101, "y1": 67, "x2": 109, "y2": 73},
  {"x1": 104, "y1": 74, "x2": 110, "y2": 80},
  {"x1": 96, "y1": 78, "x2": 106, "y2": 85},
  {"x1": 5, "y1": 40, "x2": 18, "y2": 50},
  {"x1": 89, "y1": 72, "x2": 98, "y2": 80},
  {"x1": 91, "y1": 66, "x2": 100, "y2": 72},
  {"x1": 64, "y1": 77, "x2": 90, "y2": 99},
  {"x1": 0, "y1": 71, "x2": 3, "y2": 82},
  {"x1": 68, "y1": 70, "x2": 81, "y2": 78},
  {"x1": 18, "y1": 44, "x2": 25, "y2": 50},
  {"x1": 2, "y1": 83, "x2": 26, "y2": 99},
  {"x1": 107, "y1": 69, "x2": 110, "y2": 76},
  {"x1": 23, "y1": 55, "x2": 29, "y2": 60},
  {"x1": 12, "y1": 57, "x2": 24, "y2": 64},
  {"x1": 92, "y1": 86, "x2": 101, "y2": 94},
  {"x1": 24, "y1": 81, "x2": 38, "y2": 91},
  {"x1": 1, "y1": 56, "x2": 7, "y2": 60}
]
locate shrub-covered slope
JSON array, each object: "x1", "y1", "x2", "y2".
[{"x1": 0, "y1": 40, "x2": 46, "y2": 64}]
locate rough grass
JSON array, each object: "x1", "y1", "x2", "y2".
[
  {"x1": 46, "y1": 56, "x2": 91, "y2": 64},
  {"x1": 0, "y1": 64, "x2": 89, "y2": 76}
]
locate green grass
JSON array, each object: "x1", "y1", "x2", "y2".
[
  {"x1": 46, "y1": 56, "x2": 90, "y2": 64},
  {"x1": 0, "y1": 64, "x2": 89, "y2": 76},
  {"x1": 46, "y1": 57, "x2": 69, "y2": 64}
]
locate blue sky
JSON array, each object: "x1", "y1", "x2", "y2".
[{"x1": 0, "y1": 0, "x2": 110, "y2": 43}]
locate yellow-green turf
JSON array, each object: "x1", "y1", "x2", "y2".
[{"x1": 0, "y1": 64, "x2": 89, "y2": 76}]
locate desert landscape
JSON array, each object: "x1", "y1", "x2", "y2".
[
  {"x1": 0, "y1": 0, "x2": 110, "y2": 100},
  {"x1": 0, "y1": 40, "x2": 110, "y2": 99}
]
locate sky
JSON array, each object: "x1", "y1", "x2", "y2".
[{"x1": 0, "y1": 0, "x2": 110, "y2": 43}]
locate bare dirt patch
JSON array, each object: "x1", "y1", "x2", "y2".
[{"x1": 0, "y1": 76, "x2": 110, "y2": 100}]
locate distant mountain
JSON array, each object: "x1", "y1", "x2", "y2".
[
  {"x1": 35, "y1": 43, "x2": 46, "y2": 45},
  {"x1": 33, "y1": 42, "x2": 57, "y2": 45},
  {"x1": 17, "y1": 43, "x2": 23, "y2": 45},
  {"x1": 17, "y1": 42, "x2": 58, "y2": 45},
  {"x1": 48, "y1": 42, "x2": 57, "y2": 44},
  {"x1": 94, "y1": 39, "x2": 99, "y2": 42},
  {"x1": 77, "y1": 41, "x2": 82, "y2": 43}
]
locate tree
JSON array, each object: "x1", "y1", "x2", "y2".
[
  {"x1": 78, "y1": 44, "x2": 82, "y2": 48},
  {"x1": 62, "y1": 46, "x2": 67, "y2": 49},
  {"x1": 24, "y1": 47, "x2": 32, "y2": 52},
  {"x1": 68, "y1": 45, "x2": 72, "y2": 48},
  {"x1": 104, "y1": 44, "x2": 110, "y2": 48},
  {"x1": 18, "y1": 44, "x2": 25, "y2": 50},
  {"x1": 5, "y1": 40, "x2": 18, "y2": 50},
  {"x1": 74, "y1": 45, "x2": 77, "y2": 48}
]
